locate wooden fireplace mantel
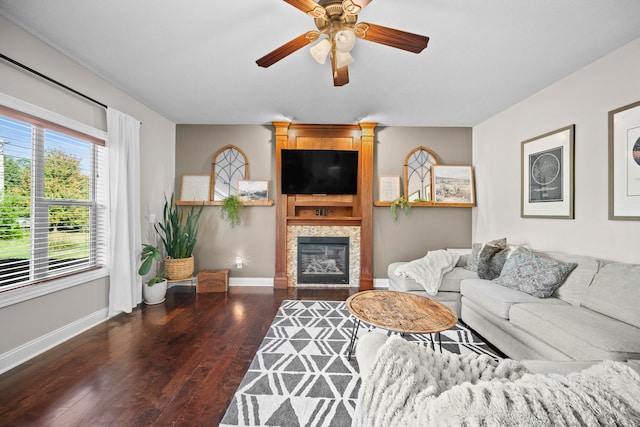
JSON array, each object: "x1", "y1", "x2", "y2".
[{"x1": 273, "y1": 121, "x2": 376, "y2": 290}]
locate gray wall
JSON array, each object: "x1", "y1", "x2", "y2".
[
  {"x1": 0, "y1": 16, "x2": 176, "y2": 358},
  {"x1": 176, "y1": 124, "x2": 473, "y2": 281},
  {"x1": 175, "y1": 125, "x2": 275, "y2": 277},
  {"x1": 373, "y1": 127, "x2": 473, "y2": 277}
]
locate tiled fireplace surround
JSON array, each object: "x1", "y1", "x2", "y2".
[{"x1": 287, "y1": 225, "x2": 361, "y2": 287}]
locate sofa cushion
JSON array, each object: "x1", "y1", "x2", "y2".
[
  {"x1": 494, "y1": 247, "x2": 577, "y2": 298},
  {"x1": 545, "y1": 252, "x2": 601, "y2": 306},
  {"x1": 460, "y1": 279, "x2": 567, "y2": 319},
  {"x1": 389, "y1": 263, "x2": 476, "y2": 293},
  {"x1": 440, "y1": 267, "x2": 478, "y2": 292},
  {"x1": 509, "y1": 303, "x2": 640, "y2": 360},
  {"x1": 581, "y1": 262, "x2": 640, "y2": 329},
  {"x1": 477, "y1": 244, "x2": 510, "y2": 280},
  {"x1": 465, "y1": 238, "x2": 507, "y2": 272},
  {"x1": 447, "y1": 248, "x2": 472, "y2": 267}
]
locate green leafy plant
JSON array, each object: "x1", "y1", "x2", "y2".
[
  {"x1": 390, "y1": 196, "x2": 411, "y2": 222},
  {"x1": 155, "y1": 193, "x2": 204, "y2": 259},
  {"x1": 138, "y1": 243, "x2": 166, "y2": 286},
  {"x1": 220, "y1": 194, "x2": 243, "y2": 228}
]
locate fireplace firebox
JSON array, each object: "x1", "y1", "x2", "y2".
[{"x1": 297, "y1": 237, "x2": 349, "y2": 285}]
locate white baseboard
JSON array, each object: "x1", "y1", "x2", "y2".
[
  {"x1": 229, "y1": 277, "x2": 274, "y2": 287},
  {"x1": 171, "y1": 277, "x2": 387, "y2": 288},
  {"x1": 373, "y1": 278, "x2": 389, "y2": 289},
  {"x1": 0, "y1": 307, "x2": 109, "y2": 375}
]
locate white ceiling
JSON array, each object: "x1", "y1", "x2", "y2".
[{"x1": 2, "y1": 0, "x2": 640, "y2": 127}]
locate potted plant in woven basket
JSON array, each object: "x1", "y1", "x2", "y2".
[{"x1": 155, "y1": 193, "x2": 204, "y2": 280}]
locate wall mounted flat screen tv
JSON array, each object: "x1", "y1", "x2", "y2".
[{"x1": 281, "y1": 149, "x2": 358, "y2": 195}]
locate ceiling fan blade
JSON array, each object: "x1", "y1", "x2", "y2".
[
  {"x1": 256, "y1": 31, "x2": 320, "y2": 68},
  {"x1": 354, "y1": 22, "x2": 429, "y2": 53},
  {"x1": 284, "y1": 0, "x2": 327, "y2": 18},
  {"x1": 330, "y1": 50, "x2": 349, "y2": 86},
  {"x1": 342, "y1": 0, "x2": 372, "y2": 15},
  {"x1": 333, "y1": 66, "x2": 349, "y2": 86}
]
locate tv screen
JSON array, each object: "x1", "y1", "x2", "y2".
[{"x1": 281, "y1": 149, "x2": 358, "y2": 195}]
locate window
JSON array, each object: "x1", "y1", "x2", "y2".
[{"x1": 0, "y1": 105, "x2": 107, "y2": 291}]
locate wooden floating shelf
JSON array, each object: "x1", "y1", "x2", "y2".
[
  {"x1": 293, "y1": 200, "x2": 355, "y2": 207},
  {"x1": 374, "y1": 201, "x2": 474, "y2": 208},
  {"x1": 286, "y1": 216, "x2": 362, "y2": 226},
  {"x1": 175, "y1": 200, "x2": 274, "y2": 206}
]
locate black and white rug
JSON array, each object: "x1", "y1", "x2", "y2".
[{"x1": 220, "y1": 300, "x2": 499, "y2": 427}]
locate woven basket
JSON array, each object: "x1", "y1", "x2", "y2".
[{"x1": 165, "y1": 256, "x2": 194, "y2": 280}]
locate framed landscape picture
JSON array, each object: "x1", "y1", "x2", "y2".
[
  {"x1": 521, "y1": 125, "x2": 574, "y2": 219},
  {"x1": 238, "y1": 180, "x2": 269, "y2": 202},
  {"x1": 432, "y1": 165, "x2": 475, "y2": 206},
  {"x1": 609, "y1": 100, "x2": 640, "y2": 220}
]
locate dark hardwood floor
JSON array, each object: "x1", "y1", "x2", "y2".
[{"x1": 0, "y1": 286, "x2": 358, "y2": 426}]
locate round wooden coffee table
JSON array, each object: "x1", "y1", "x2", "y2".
[{"x1": 345, "y1": 290, "x2": 458, "y2": 359}]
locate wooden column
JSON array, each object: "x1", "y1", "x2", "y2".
[
  {"x1": 358, "y1": 122, "x2": 376, "y2": 290},
  {"x1": 273, "y1": 121, "x2": 290, "y2": 289}
]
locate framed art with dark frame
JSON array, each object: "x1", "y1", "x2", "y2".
[
  {"x1": 609, "y1": 100, "x2": 640, "y2": 220},
  {"x1": 431, "y1": 165, "x2": 475, "y2": 207},
  {"x1": 521, "y1": 125, "x2": 575, "y2": 219}
]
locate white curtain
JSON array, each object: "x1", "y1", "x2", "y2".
[{"x1": 107, "y1": 107, "x2": 142, "y2": 316}]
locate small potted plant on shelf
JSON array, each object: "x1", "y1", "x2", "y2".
[
  {"x1": 390, "y1": 196, "x2": 411, "y2": 222},
  {"x1": 155, "y1": 193, "x2": 204, "y2": 281},
  {"x1": 138, "y1": 243, "x2": 167, "y2": 305},
  {"x1": 220, "y1": 194, "x2": 243, "y2": 228}
]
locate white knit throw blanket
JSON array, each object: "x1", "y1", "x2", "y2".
[
  {"x1": 353, "y1": 337, "x2": 640, "y2": 427},
  {"x1": 394, "y1": 250, "x2": 460, "y2": 295}
]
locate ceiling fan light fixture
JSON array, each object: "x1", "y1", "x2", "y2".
[
  {"x1": 335, "y1": 51, "x2": 353, "y2": 68},
  {"x1": 310, "y1": 38, "x2": 332, "y2": 64},
  {"x1": 334, "y1": 29, "x2": 356, "y2": 53}
]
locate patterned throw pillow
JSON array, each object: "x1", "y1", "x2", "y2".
[
  {"x1": 494, "y1": 247, "x2": 578, "y2": 298},
  {"x1": 465, "y1": 238, "x2": 507, "y2": 272},
  {"x1": 477, "y1": 244, "x2": 510, "y2": 280}
]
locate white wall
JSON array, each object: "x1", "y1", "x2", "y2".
[
  {"x1": 472, "y1": 37, "x2": 640, "y2": 263},
  {"x1": 0, "y1": 16, "x2": 176, "y2": 371}
]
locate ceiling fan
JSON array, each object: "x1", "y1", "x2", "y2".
[{"x1": 256, "y1": 0, "x2": 429, "y2": 86}]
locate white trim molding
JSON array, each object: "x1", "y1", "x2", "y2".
[{"x1": 0, "y1": 307, "x2": 108, "y2": 375}]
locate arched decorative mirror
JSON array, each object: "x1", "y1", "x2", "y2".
[
  {"x1": 211, "y1": 145, "x2": 249, "y2": 201},
  {"x1": 404, "y1": 147, "x2": 439, "y2": 202}
]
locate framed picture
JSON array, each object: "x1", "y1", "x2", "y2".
[
  {"x1": 432, "y1": 165, "x2": 475, "y2": 206},
  {"x1": 180, "y1": 174, "x2": 211, "y2": 201},
  {"x1": 609, "y1": 100, "x2": 640, "y2": 220},
  {"x1": 521, "y1": 125, "x2": 574, "y2": 218},
  {"x1": 238, "y1": 180, "x2": 269, "y2": 202},
  {"x1": 378, "y1": 175, "x2": 401, "y2": 202}
]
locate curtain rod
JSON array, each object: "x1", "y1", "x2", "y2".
[{"x1": 0, "y1": 52, "x2": 108, "y2": 110}]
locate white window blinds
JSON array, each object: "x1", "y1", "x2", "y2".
[{"x1": 0, "y1": 105, "x2": 108, "y2": 290}]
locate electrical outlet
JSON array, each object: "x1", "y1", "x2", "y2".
[{"x1": 149, "y1": 214, "x2": 156, "y2": 224}]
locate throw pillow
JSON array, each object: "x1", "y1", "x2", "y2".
[
  {"x1": 477, "y1": 244, "x2": 510, "y2": 280},
  {"x1": 493, "y1": 247, "x2": 578, "y2": 298},
  {"x1": 465, "y1": 238, "x2": 507, "y2": 272}
]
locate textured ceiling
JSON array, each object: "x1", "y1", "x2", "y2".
[{"x1": 1, "y1": 0, "x2": 640, "y2": 126}]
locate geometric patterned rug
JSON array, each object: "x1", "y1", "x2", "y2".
[{"x1": 220, "y1": 300, "x2": 500, "y2": 427}]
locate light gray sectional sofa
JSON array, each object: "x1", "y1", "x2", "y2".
[
  {"x1": 388, "y1": 258, "x2": 476, "y2": 317},
  {"x1": 388, "y1": 248, "x2": 640, "y2": 361}
]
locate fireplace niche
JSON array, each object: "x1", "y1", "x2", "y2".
[
  {"x1": 297, "y1": 237, "x2": 349, "y2": 285},
  {"x1": 273, "y1": 122, "x2": 376, "y2": 290}
]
